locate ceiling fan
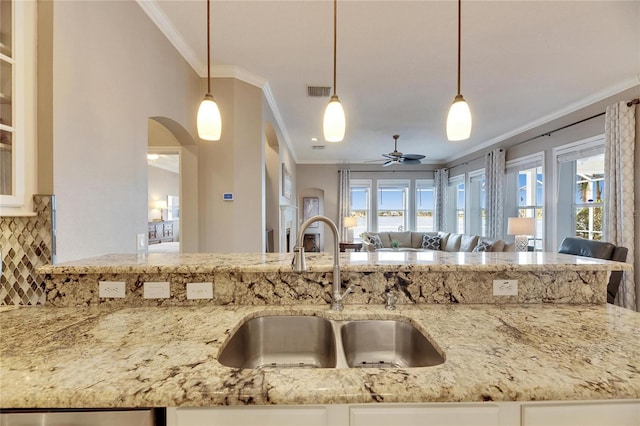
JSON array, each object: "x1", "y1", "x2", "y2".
[{"x1": 372, "y1": 134, "x2": 426, "y2": 167}]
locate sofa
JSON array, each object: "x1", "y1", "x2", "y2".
[{"x1": 362, "y1": 231, "x2": 514, "y2": 253}]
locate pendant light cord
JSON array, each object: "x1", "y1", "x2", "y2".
[
  {"x1": 456, "y1": 0, "x2": 461, "y2": 96},
  {"x1": 333, "y1": 0, "x2": 337, "y2": 96},
  {"x1": 207, "y1": 0, "x2": 211, "y2": 94}
]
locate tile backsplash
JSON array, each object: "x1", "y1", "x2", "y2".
[{"x1": 0, "y1": 195, "x2": 56, "y2": 305}]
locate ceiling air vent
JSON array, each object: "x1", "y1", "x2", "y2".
[
  {"x1": 312, "y1": 145, "x2": 325, "y2": 150},
  {"x1": 307, "y1": 86, "x2": 331, "y2": 97}
]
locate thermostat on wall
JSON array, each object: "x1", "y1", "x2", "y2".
[{"x1": 223, "y1": 193, "x2": 234, "y2": 201}]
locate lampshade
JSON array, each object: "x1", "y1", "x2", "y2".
[
  {"x1": 446, "y1": 95, "x2": 472, "y2": 141},
  {"x1": 323, "y1": 95, "x2": 346, "y2": 142},
  {"x1": 507, "y1": 217, "x2": 535, "y2": 236},
  {"x1": 343, "y1": 216, "x2": 357, "y2": 228},
  {"x1": 154, "y1": 200, "x2": 168, "y2": 210},
  {"x1": 197, "y1": 94, "x2": 222, "y2": 141}
]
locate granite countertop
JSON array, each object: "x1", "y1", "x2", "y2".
[
  {"x1": 37, "y1": 251, "x2": 632, "y2": 275},
  {"x1": 2, "y1": 303, "x2": 639, "y2": 408}
]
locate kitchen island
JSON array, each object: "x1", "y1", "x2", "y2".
[{"x1": 2, "y1": 252, "x2": 638, "y2": 424}]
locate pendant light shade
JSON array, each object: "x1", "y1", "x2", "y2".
[
  {"x1": 446, "y1": 0, "x2": 471, "y2": 141},
  {"x1": 197, "y1": 0, "x2": 222, "y2": 141},
  {"x1": 323, "y1": 94, "x2": 345, "y2": 142},
  {"x1": 323, "y1": 0, "x2": 345, "y2": 143},
  {"x1": 197, "y1": 93, "x2": 222, "y2": 141},
  {"x1": 446, "y1": 94, "x2": 471, "y2": 141}
]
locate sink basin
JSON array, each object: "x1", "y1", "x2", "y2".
[
  {"x1": 218, "y1": 315, "x2": 444, "y2": 369},
  {"x1": 217, "y1": 315, "x2": 337, "y2": 369},
  {"x1": 340, "y1": 320, "x2": 445, "y2": 368}
]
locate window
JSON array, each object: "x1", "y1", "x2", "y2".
[
  {"x1": 377, "y1": 180, "x2": 409, "y2": 232},
  {"x1": 575, "y1": 154, "x2": 604, "y2": 240},
  {"x1": 506, "y1": 153, "x2": 544, "y2": 250},
  {"x1": 553, "y1": 136, "x2": 605, "y2": 247},
  {"x1": 415, "y1": 180, "x2": 435, "y2": 232},
  {"x1": 350, "y1": 179, "x2": 371, "y2": 240},
  {"x1": 467, "y1": 171, "x2": 485, "y2": 236},
  {"x1": 446, "y1": 175, "x2": 465, "y2": 233}
]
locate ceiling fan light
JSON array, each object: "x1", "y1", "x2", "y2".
[
  {"x1": 323, "y1": 95, "x2": 345, "y2": 142},
  {"x1": 197, "y1": 93, "x2": 222, "y2": 141},
  {"x1": 446, "y1": 94, "x2": 472, "y2": 141}
]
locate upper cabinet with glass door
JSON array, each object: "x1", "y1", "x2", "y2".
[
  {"x1": 0, "y1": 0, "x2": 30, "y2": 209},
  {"x1": 0, "y1": 0, "x2": 14, "y2": 198}
]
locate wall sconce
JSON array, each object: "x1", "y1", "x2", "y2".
[{"x1": 507, "y1": 217, "x2": 535, "y2": 252}]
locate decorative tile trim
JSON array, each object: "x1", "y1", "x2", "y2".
[{"x1": 1, "y1": 195, "x2": 56, "y2": 305}]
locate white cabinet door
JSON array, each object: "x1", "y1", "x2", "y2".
[
  {"x1": 169, "y1": 406, "x2": 329, "y2": 426},
  {"x1": 521, "y1": 401, "x2": 640, "y2": 426},
  {"x1": 349, "y1": 404, "x2": 502, "y2": 426}
]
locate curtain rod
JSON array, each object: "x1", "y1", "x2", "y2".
[{"x1": 628, "y1": 98, "x2": 639, "y2": 107}]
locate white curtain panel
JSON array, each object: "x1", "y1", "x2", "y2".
[
  {"x1": 485, "y1": 148, "x2": 506, "y2": 240},
  {"x1": 604, "y1": 101, "x2": 636, "y2": 310},
  {"x1": 434, "y1": 168, "x2": 448, "y2": 232},
  {"x1": 338, "y1": 169, "x2": 351, "y2": 242}
]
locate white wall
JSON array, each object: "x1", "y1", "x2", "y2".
[{"x1": 49, "y1": 1, "x2": 201, "y2": 262}]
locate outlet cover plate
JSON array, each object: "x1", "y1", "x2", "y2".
[
  {"x1": 144, "y1": 281, "x2": 170, "y2": 299},
  {"x1": 99, "y1": 281, "x2": 126, "y2": 298},
  {"x1": 187, "y1": 282, "x2": 213, "y2": 300},
  {"x1": 493, "y1": 280, "x2": 518, "y2": 296}
]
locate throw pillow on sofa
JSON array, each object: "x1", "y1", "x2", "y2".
[
  {"x1": 369, "y1": 234, "x2": 384, "y2": 249},
  {"x1": 422, "y1": 235, "x2": 441, "y2": 250},
  {"x1": 472, "y1": 241, "x2": 492, "y2": 252}
]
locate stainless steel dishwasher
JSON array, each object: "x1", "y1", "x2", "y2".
[{"x1": 0, "y1": 408, "x2": 164, "y2": 426}]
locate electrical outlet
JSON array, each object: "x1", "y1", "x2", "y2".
[
  {"x1": 187, "y1": 282, "x2": 213, "y2": 300},
  {"x1": 493, "y1": 280, "x2": 518, "y2": 296},
  {"x1": 99, "y1": 281, "x2": 126, "y2": 298},
  {"x1": 136, "y1": 233, "x2": 146, "y2": 251},
  {"x1": 143, "y1": 282, "x2": 170, "y2": 299}
]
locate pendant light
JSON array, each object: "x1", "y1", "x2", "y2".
[
  {"x1": 323, "y1": 0, "x2": 345, "y2": 143},
  {"x1": 446, "y1": 0, "x2": 472, "y2": 141},
  {"x1": 197, "y1": 0, "x2": 222, "y2": 141}
]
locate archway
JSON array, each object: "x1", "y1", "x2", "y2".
[{"x1": 147, "y1": 117, "x2": 199, "y2": 253}]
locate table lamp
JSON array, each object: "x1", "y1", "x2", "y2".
[
  {"x1": 343, "y1": 216, "x2": 357, "y2": 242},
  {"x1": 507, "y1": 217, "x2": 535, "y2": 252},
  {"x1": 154, "y1": 200, "x2": 168, "y2": 221}
]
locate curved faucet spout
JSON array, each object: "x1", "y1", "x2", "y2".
[{"x1": 292, "y1": 215, "x2": 349, "y2": 311}]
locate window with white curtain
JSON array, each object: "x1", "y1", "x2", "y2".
[
  {"x1": 415, "y1": 180, "x2": 435, "y2": 232},
  {"x1": 377, "y1": 180, "x2": 410, "y2": 232},
  {"x1": 553, "y1": 136, "x2": 605, "y2": 246},
  {"x1": 467, "y1": 170, "x2": 486, "y2": 236},
  {"x1": 350, "y1": 179, "x2": 371, "y2": 241},
  {"x1": 446, "y1": 175, "x2": 465, "y2": 233},
  {"x1": 506, "y1": 153, "x2": 544, "y2": 250}
]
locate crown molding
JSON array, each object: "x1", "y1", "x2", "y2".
[{"x1": 136, "y1": 0, "x2": 204, "y2": 74}]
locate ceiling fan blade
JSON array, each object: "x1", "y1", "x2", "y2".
[
  {"x1": 399, "y1": 158, "x2": 422, "y2": 165},
  {"x1": 382, "y1": 153, "x2": 401, "y2": 160},
  {"x1": 382, "y1": 160, "x2": 396, "y2": 167},
  {"x1": 401, "y1": 154, "x2": 426, "y2": 161}
]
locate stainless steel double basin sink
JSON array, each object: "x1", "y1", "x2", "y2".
[{"x1": 218, "y1": 315, "x2": 445, "y2": 369}]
